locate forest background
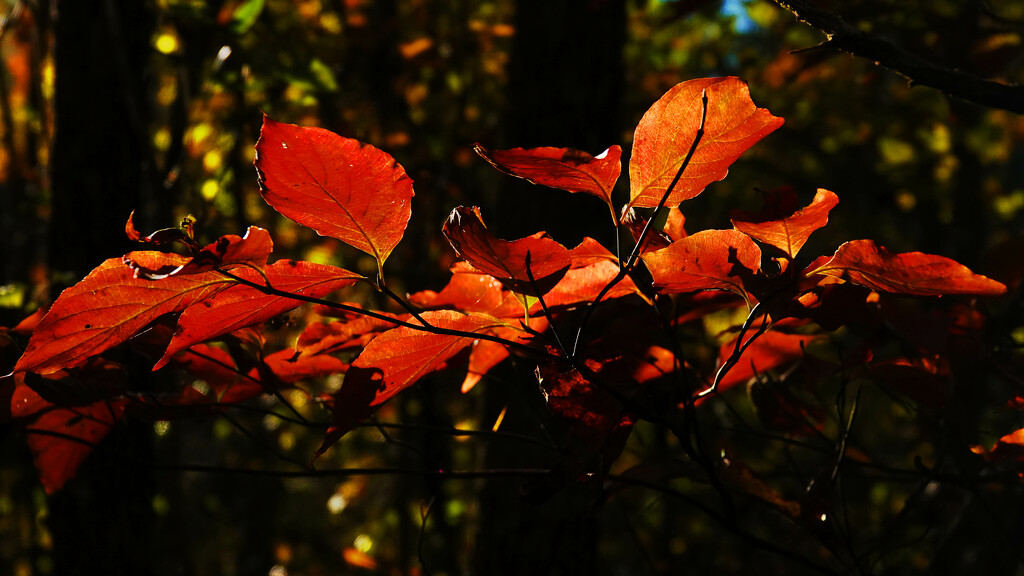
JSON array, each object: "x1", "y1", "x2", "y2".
[{"x1": 2, "y1": 0, "x2": 1024, "y2": 574}]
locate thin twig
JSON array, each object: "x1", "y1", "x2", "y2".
[
  {"x1": 572, "y1": 90, "x2": 709, "y2": 357},
  {"x1": 773, "y1": 0, "x2": 1024, "y2": 114}
]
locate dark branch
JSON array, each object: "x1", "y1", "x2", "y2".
[{"x1": 773, "y1": 0, "x2": 1024, "y2": 114}]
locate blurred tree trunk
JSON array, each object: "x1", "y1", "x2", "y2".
[
  {"x1": 492, "y1": 0, "x2": 627, "y2": 248},
  {"x1": 474, "y1": 1, "x2": 626, "y2": 573},
  {"x1": 49, "y1": 0, "x2": 156, "y2": 283},
  {"x1": 46, "y1": 1, "x2": 157, "y2": 575}
]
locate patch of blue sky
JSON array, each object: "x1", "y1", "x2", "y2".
[{"x1": 722, "y1": 0, "x2": 758, "y2": 33}]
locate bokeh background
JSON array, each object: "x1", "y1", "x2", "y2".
[{"x1": 2, "y1": 0, "x2": 1024, "y2": 574}]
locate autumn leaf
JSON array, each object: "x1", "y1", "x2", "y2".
[
  {"x1": 641, "y1": 229, "x2": 762, "y2": 299},
  {"x1": 254, "y1": 115, "x2": 414, "y2": 273},
  {"x1": 13, "y1": 252, "x2": 235, "y2": 375},
  {"x1": 154, "y1": 260, "x2": 362, "y2": 369},
  {"x1": 809, "y1": 239, "x2": 1007, "y2": 296},
  {"x1": 24, "y1": 397, "x2": 129, "y2": 494},
  {"x1": 442, "y1": 206, "x2": 571, "y2": 295},
  {"x1": 296, "y1": 309, "x2": 405, "y2": 358},
  {"x1": 714, "y1": 329, "x2": 820, "y2": 393},
  {"x1": 474, "y1": 144, "x2": 622, "y2": 218},
  {"x1": 731, "y1": 188, "x2": 838, "y2": 258},
  {"x1": 318, "y1": 311, "x2": 513, "y2": 455},
  {"x1": 408, "y1": 261, "x2": 505, "y2": 314},
  {"x1": 539, "y1": 239, "x2": 641, "y2": 309},
  {"x1": 129, "y1": 226, "x2": 273, "y2": 280},
  {"x1": 628, "y1": 77, "x2": 783, "y2": 209}
]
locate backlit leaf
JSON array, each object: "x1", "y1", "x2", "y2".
[
  {"x1": 810, "y1": 240, "x2": 1007, "y2": 296},
  {"x1": 474, "y1": 144, "x2": 621, "y2": 214},
  {"x1": 14, "y1": 252, "x2": 234, "y2": 375},
  {"x1": 254, "y1": 115, "x2": 414, "y2": 271},
  {"x1": 628, "y1": 77, "x2": 783, "y2": 208},
  {"x1": 129, "y1": 226, "x2": 273, "y2": 280},
  {"x1": 641, "y1": 229, "x2": 762, "y2": 298},
  {"x1": 442, "y1": 206, "x2": 571, "y2": 295},
  {"x1": 318, "y1": 311, "x2": 513, "y2": 455},
  {"x1": 154, "y1": 260, "x2": 362, "y2": 369},
  {"x1": 731, "y1": 188, "x2": 838, "y2": 258}
]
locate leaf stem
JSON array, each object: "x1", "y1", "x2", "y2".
[
  {"x1": 572, "y1": 90, "x2": 709, "y2": 357},
  {"x1": 215, "y1": 269, "x2": 560, "y2": 361}
]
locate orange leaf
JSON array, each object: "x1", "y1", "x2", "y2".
[
  {"x1": 810, "y1": 239, "x2": 1007, "y2": 296},
  {"x1": 129, "y1": 226, "x2": 273, "y2": 279},
  {"x1": 442, "y1": 206, "x2": 571, "y2": 295},
  {"x1": 474, "y1": 144, "x2": 621, "y2": 214},
  {"x1": 14, "y1": 252, "x2": 234, "y2": 375},
  {"x1": 731, "y1": 188, "x2": 838, "y2": 258},
  {"x1": 154, "y1": 260, "x2": 362, "y2": 369},
  {"x1": 641, "y1": 229, "x2": 762, "y2": 298},
  {"x1": 714, "y1": 330, "x2": 820, "y2": 393},
  {"x1": 628, "y1": 77, "x2": 783, "y2": 208},
  {"x1": 254, "y1": 115, "x2": 414, "y2": 271},
  {"x1": 318, "y1": 311, "x2": 513, "y2": 455}
]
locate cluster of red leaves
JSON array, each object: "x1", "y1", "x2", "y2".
[{"x1": 2, "y1": 77, "x2": 1008, "y2": 494}]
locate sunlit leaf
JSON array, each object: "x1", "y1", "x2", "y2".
[
  {"x1": 442, "y1": 206, "x2": 571, "y2": 295},
  {"x1": 318, "y1": 311, "x2": 513, "y2": 455},
  {"x1": 129, "y1": 226, "x2": 273, "y2": 280},
  {"x1": 474, "y1": 144, "x2": 621, "y2": 215},
  {"x1": 731, "y1": 188, "x2": 838, "y2": 258},
  {"x1": 641, "y1": 229, "x2": 762, "y2": 298},
  {"x1": 154, "y1": 260, "x2": 362, "y2": 369},
  {"x1": 14, "y1": 252, "x2": 234, "y2": 375},
  {"x1": 628, "y1": 77, "x2": 783, "y2": 208},
  {"x1": 810, "y1": 240, "x2": 1007, "y2": 296},
  {"x1": 254, "y1": 116, "x2": 414, "y2": 272}
]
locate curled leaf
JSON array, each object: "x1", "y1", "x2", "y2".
[
  {"x1": 128, "y1": 226, "x2": 273, "y2": 280},
  {"x1": 731, "y1": 188, "x2": 838, "y2": 258},
  {"x1": 442, "y1": 206, "x2": 571, "y2": 295},
  {"x1": 474, "y1": 144, "x2": 621, "y2": 216},
  {"x1": 810, "y1": 240, "x2": 1006, "y2": 296}
]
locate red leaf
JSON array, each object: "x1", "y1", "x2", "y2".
[
  {"x1": 641, "y1": 229, "x2": 762, "y2": 298},
  {"x1": 664, "y1": 206, "x2": 687, "y2": 241},
  {"x1": 296, "y1": 310, "x2": 404, "y2": 357},
  {"x1": 539, "y1": 240, "x2": 641, "y2": 309},
  {"x1": 25, "y1": 398, "x2": 129, "y2": 494},
  {"x1": 621, "y1": 208, "x2": 672, "y2": 254},
  {"x1": 129, "y1": 226, "x2": 273, "y2": 280},
  {"x1": 809, "y1": 240, "x2": 1007, "y2": 296},
  {"x1": 473, "y1": 144, "x2": 621, "y2": 215},
  {"x1": 461, "y1": 317, "x2": 547, "y2": 393},
  {"x1": 442, "y1": 206, "x2": 571, "y2": 295},
  {"x1": 714, "y1": 329, "x2": 820, "y2": 393},
  {"x1": 408, "y1": 261, "x2": 505, "y2": 314},
  {"x1": 628, "y1": 77, "x2": 783, "y2": 208},
  {"x1": 254, "y1": 115, "x2": 414, "y2": 271},
  {"x1": 978, "y1": 427, "x2": 1024, "y2": 461},
  {"x1": 318, "y1": 311, "x2": 513, "y2": 455},
  {"x1": 14, "y1": 252, "x2": 234, "y2": 375},
  {"x1": 154, "y1": 260, "x2": 362, "y2": 369},
  {"x1": 731, "y1": 188, "x2": 838, "y2": 258}
]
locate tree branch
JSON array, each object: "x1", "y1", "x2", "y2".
[{"x1": 772, "y1": 0, "x2": 1024, "y2": 114}]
